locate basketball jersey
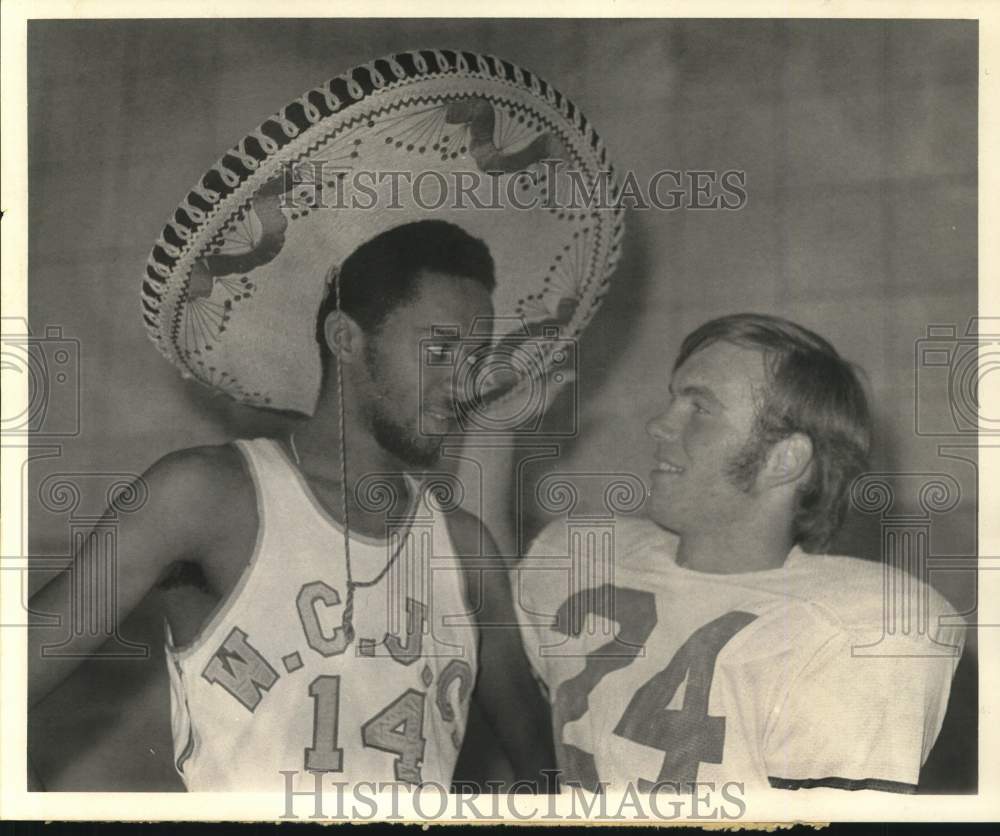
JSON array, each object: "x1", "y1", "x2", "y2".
[
  {"x1": 514, "y1": 517, "x2": 965, "y2": 793},
  {"x1": 165, "y1": 438, "x2": 478, "y2": 791}
]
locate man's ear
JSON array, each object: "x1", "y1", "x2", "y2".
[
  {"x1": 760, "y1": 432, "x2": 814, "y2": 490},
  {"x1": 322, "y1": 311, "x2": 364, "y2": 364}
]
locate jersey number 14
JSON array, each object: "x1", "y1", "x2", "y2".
[{"x1": 304, "y1": 658, "x2": 473, "y2": 784}]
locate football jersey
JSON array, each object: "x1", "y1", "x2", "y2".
[
  {"x1": 165, "y1": 438, "x2": 478, "y2": 791},
  {"x1": 514, "y1": 516, "x2": 965, "y2": 793}
]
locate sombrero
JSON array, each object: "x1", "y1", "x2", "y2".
[{"x1": 141, "y1": 49, "x2": 625, "y2": 415}]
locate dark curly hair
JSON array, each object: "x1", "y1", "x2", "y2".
[{"x1": 315, "y1": 220, "x2": 495, "y2": 371}]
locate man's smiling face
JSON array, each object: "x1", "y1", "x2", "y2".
[
  {"x1": 645, "y1": 340, "x2": 771, "y2": 537},
  {"x1": 359, "y1": 269, "x2": 494, "y2": 468}
]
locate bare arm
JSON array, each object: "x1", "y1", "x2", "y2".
[
  {"x1": 449, "y1": 509, "x2": 557, "y2": 789},
  {"x1": 27, "y1": 446, "x2": 236, "y2": 709}
]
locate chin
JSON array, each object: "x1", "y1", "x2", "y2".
[
  {"x1": 385, "y1": 444, "x2": 434, "y2": 470},
  {"x1": 645, "y1": 494, "x2": 669, "y2": 521},
  {"x1": 398, "y1": 439, "x2": 444, "y2": 470},
  {"x1": 371, "y1": 414, "x2": 442, "y2": 469},
  {"x1": 645, "y1": 499, "x2": 684, "y2": 534},
  {"x1": 646, "y1": 515, "x2": 679, "y2": 535}
]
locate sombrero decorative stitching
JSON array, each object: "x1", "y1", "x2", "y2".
[{"x1": 141, "y1": 49, "x2": 625, "y2": 415}]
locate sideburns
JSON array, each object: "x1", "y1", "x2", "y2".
[
  {"x1": 724, "y1": 383, "x2": 775, "y2": 492},
  {"x1": 723, "y1": 413, "x2": 774, "y2": 493}
]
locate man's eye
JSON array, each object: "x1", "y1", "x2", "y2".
[
  {"x1": 425, "y1": 344, "x2": 454, "y2": 364},
  {"x1": 694, "y1": 402, "x2": 711, "y2": 415}
]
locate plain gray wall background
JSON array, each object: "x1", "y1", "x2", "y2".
[{"x1": 25, "y1": 18, "x2": 978, "y2": 791}]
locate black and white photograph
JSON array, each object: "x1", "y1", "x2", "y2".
[{"x1": 1, "y1": 2, "x2": 996, "y2": 825}]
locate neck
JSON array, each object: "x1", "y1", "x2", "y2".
[
  {"x1": 675, "y1": 514, "x2": 795, "y2": 574},
  {"x1": 290, "y1": 380, "x2": 412, "y2": 497}
]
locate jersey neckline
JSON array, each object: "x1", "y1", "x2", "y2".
[{"x1": 267, "y1": 437, "x2": 424, "y2": 549}]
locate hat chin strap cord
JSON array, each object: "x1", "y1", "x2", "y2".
[
  {"x1": 289, "y1": 266, "x2": 413, "y2": 647},
  {"x1": 333, "y1": 286, "x2": 357, "y2": 643}
]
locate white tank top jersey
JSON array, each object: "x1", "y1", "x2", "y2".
[
  {"x1": 165, "y1": 438, "x2": 478, "y2": 791},
  {"x1": 514, "y1": 517, "x2": 965, "y2": 794}
]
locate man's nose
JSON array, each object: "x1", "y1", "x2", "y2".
[
  {"x1": 435, "y1": 375, "x2": 461, "y2": 404},
  {"x1": 646, "y1": 409, "x2": 680, "y2": 441}
]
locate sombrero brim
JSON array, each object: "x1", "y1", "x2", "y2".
[{"x1": 141, "y1": 48, "x2": 625, "y2": 415}]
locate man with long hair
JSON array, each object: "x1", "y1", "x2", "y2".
[{"x1": 517, "y1": 313, "x2": 964, "y2": 794}]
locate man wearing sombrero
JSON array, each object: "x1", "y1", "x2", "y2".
[{"x1": 28, "y1": 49, "x2": 624, "y2": 791}]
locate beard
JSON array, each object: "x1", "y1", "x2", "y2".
[
  {"x1": 361, "y1": 335, "x2": 445, "y2": 469},
  {"x1": 368, "y1": 403, "x2": 442, "y2": 469}
]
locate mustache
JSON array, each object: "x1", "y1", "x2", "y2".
[{"x1": 450, "y1": 376, "x2": 520, "y2": 412}]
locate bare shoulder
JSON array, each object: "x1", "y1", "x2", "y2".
[
  {"x1": 140, "y1": 442, "x2": 255, "y2": 553},
  {"x1": 149, "y1": 442, "x2": 244, "y2": 479},
  {"x1": 144, "y1": 443, "x2": 247, "y2": 505}
]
